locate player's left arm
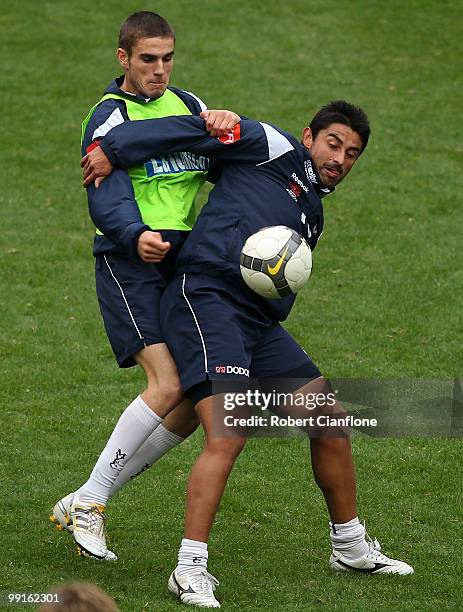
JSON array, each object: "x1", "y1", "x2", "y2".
[
  {"x1": 101, "y1": 116, "x2": 267, "y2": 166},
  {"x1": 82, "y1": 116, "x2": 287, "y2": 186},
  {"x1": 81, "y1": 110, "x2": 241, "y2": 187}
]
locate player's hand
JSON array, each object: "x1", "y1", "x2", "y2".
[
  {"x1": 81, "y1": 146, "x2": 114, "y2": 188},
  {"x1": 137, "y1": 231, "x2": 171, "y2": 263},
  {"x1": 200, "y1": 110, "x2": 240, "y2": 138}
]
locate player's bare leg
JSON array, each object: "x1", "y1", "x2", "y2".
[
  {"x1": 168, "y1": 395, "x2": 246, "y2": 608},
  {"x1": 303, "y1": 384, "x2": 413, "y2": 575},
  {"x1": 163, "y1": 399, "x2": 200, "y2": 438},
  {"x1": 268, "y1": 376, "x2": 358, "y2": 524},
  {"x1": 184, "y1": 396, "x2": 247, "y2": 542},
  {"x1": 135, "y1": 343, "x2": 184, "y2": 416},
  {"x1": 316, "y1": 429, "x2": 413, "y2": 574},
  {"x1": 311, "y1": 430, "x2": 413, "y2": 574},
  {"x1": 271, "y1": 375, "x2": 413, "y2": 576},
  {"x1": 310, "y1": 433, "x2": 357, "y2": 523}
]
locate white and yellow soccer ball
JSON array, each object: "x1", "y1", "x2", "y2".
[{"x1": 240, "y1": 226, "x2": 312, "y2": 299}]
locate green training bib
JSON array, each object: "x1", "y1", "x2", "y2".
[{"x1": 82, "y1": 89, "x2": 207, "y2": 233}]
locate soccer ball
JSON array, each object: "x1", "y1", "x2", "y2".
[{"x1": 240, "y1": 226, "x2": 312, "y2": 299}]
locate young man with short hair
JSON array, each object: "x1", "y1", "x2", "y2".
[
  {"x1": 51, "y1": 11, "x2": 240, "y2": 561},
  {"x1": 85, "y1": 100, "x2": 413, "y2": 607}
]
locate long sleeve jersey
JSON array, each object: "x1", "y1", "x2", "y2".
[{"x1": 99, "y1": 115, "x2": 334, "y2": 320}]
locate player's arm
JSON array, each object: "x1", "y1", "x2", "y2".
[
  {"x1": 86, "y1": 171, "x2": 144, "y2": 255},
  {"x1": 87, "y1": 173, "x2": 170, "y2": 262},
  {"x1": 82, "y1": 116, "x2": 292, "y2": 185},
  {"x1": 100, "y1": 116, "x2": 268, "y2": 165},
  {"x1": 103, "y1": 116, "x2": 275, "y2": 166},
  {"x1": 81, "y1": 109, "x2": 242, "y2": 187}
]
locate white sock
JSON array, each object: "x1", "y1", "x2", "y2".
[
  {"x1": 329, "y1": 516, "x2": 369, "y2": 559},
  {"x1": 77, "y1": 396, "x2": 162, "y2": 506},
  {"x1": 109, "y1": 424, "x2": 185, "y2": 496},
  {"x1": 176, "y1": 538, "x2": 208, "y2": 577}
]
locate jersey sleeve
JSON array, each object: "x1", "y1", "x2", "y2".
[
  {"x1": 82, "y1": 98, "x2": 128, "y2": 154},
  {"x1": 86, "y1": 170, "x2": 151, "y2": 258},
  {"x1": 99, "y1": 116, "x2": 295, "y2": 169},
  {"x1": 82, "y1": 99, "x2": 150, "y2": 257}
]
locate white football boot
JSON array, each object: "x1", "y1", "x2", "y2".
[
  {"x1": 70, "y1": 496, "x2": 117, "y2": 561},
  {"x1": 330, "y1": 534, "x2": 413, "y2": 575},
  {"x1": 50, "y1": 493, "x2": 116, "y2": 560},
  {"x1": 168, "y1": 569, "x2": 220, "y2": 608},
  {"x1": 50, "y1": 492, "x2": 74, "y2": 533}
]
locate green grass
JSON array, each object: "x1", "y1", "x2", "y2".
[{"x1": 1, "y1": 1, "x2": 462, "y2": 610}]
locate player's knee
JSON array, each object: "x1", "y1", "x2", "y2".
[
  {"x1": 160, "y1": 381, "x2": 184, "y2": 408},
  {"x1": 146, "y1": 379, "x2": 184, "y2": 411},
  {"x1": 206, "y1": 436, "x2": 247, "y2": 461}
]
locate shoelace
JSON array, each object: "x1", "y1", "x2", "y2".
[
  {"x1": 74, "y1": 505, "x2": 107, "y2": 539},
  {"x1": 188, "y1": 571, "x2": 219, "y2": 595},
  {"x1": 364, "y1": 531, "x2": 393, "y2": 564},
  {"x1": 365, "y1": 530, "x2": 381, "y2": 551}
]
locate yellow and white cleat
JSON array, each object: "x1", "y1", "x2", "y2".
[
  {"x1": 70, "y1": 496, "x2": 117, "y2": 561},
  {"x1": 51, "y1": 492, "x2": 117, "y2": 561}
]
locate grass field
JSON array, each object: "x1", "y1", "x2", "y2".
[{"x1": 1, "y1": 0, "x2": 462, "y2": 610}]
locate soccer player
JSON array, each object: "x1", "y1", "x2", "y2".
[
  {"x1": 84, "y1": 101, "x2": 414, "y2": 607},
  {"x1": 51, "y1": 11, "x2": 240, "y2": 561}
]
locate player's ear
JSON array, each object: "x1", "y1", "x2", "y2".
[
  {"x1": 302, "y1": 127, "x2": 313, "y2": 150},
  {"x1": 117, "y1": 48, "x2": 129, "y2": 69}
]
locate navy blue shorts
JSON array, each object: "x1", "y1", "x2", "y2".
[
  {"x1": 95, "y1": 231, "x2": 188, "y2": 368},
  {"x1": 160, "y1": 273, "x2": 321, "y2": 396}
]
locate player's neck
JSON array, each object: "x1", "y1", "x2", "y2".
[{"x1": 119, "y1": 78, "x2": 137, "y2": 96}]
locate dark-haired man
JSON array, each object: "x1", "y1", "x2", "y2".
[
  {"x1": 51, "y1": 11, "x2": 240, "y2": 561},
  {"x1": 84, "y1": 100, "x2": 413, "y2": 607}
]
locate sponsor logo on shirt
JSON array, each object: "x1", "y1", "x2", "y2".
[
  {"x1": 286, "y1": 173, "x2": 309, "y2": 202},
  {"x1": 218, "y1": 124, "x2": 241, "y2": 144},
  {"x1": 145, "y1": 152, "x2": 209, "y2": 177},
  {"x1": 291, "y1": 172, "x2": 309, "y2": 193},
  {"x1": 304, "y1": 159, "x2": 318, "y2": 184},
  {"x1": 215, "y1": 365, "x2": 250, "y2": 377}
]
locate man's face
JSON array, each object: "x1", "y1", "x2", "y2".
[
  {"x1": 117, "y1": 36, "x2": 175, "y2": 99},
  {"x1": 302, "y1": 123, "x2": 363, "y2": 188}
]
